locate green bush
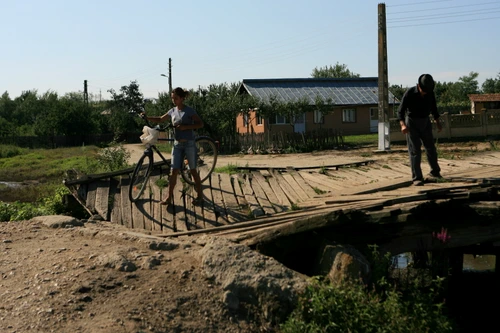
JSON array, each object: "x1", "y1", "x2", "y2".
[
  {"x1": 95, "y1": 143, "x2": 131, "y2": 172},
  {"x1": 0, "y1": 201, "x2": 52, "y2": 222},
  {"x1": 280, "y1": 276, "x2": 453, "y2": 333},
  {"x1": 0, "y1": 186, "x2": 89, "y2": 222},
  {"x1": 0, "y1": 144, "x2": 27, "y2": 158}
]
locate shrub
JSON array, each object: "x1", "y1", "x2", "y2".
[
  {"x1": 280, "y1": 276, "x2": 453, "y2": 333},
  {"x1": 0, "y1": 144, "x2": 27, "y2": 158}
]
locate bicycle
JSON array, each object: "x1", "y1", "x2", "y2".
[{"x1": 128, "y1": 111, "x2": 218, "y2": 203}]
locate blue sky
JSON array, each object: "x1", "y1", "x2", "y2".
[{"x1": 2, "y1": 0, "x2": 500, "y2": 100}]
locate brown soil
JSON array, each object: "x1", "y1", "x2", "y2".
[
  {"x1": 1, "y1": 220, "x2": 263, "y2": 333},
  {"x1": 1, "y1": 140, "x2": 494, "y2": 333}
]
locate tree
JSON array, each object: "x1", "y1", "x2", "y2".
[
  {"x1": 0, "y1": 92, "x2": 17, "y2": 136},
  {"x1": 187, "y1": 82, "x2": 258, "y2": 139},
  {"x1": 389, "y1": 84, "x2": 407, "y2": 101},
  {"x1": 482, "y1": 72, "x2": 500, "y2": 93},
  {"x1": 311, "y1": 62, "x2": 360, "y2": 78},
  {"x1": 107, "y1": 81, "x2": 144, "y2": 140}
]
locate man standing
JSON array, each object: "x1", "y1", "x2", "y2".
[{"x1": 398, "y1": 74, "x2": 443, "y2": 186}]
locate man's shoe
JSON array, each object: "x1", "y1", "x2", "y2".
[
  {"x1": 413, "y1": 180, "x2": 424, "y2": 186},
  {"x1": 426, "y1": 173, "x2": 443, "y2": 182},
  {"x1": 428, "y1": 172, "x2": 443, "y2": 179}
]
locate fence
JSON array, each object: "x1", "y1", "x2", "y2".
[
  {"x1": 4, "y1": 111, "x2": 500, "y2": 151},
  {"x1": 389, "y1": 110, "x2": 500, "y2": 142},
  {"x1": 226, "y1": 128, "x2": 344, "y2": 154}
]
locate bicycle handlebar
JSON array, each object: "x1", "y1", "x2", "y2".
[{"x1": 137, "y1": 112, "x2": 174, "y2": 132}]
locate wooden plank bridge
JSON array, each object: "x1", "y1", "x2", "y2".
[{"x1": 63, "y1": 150, "x2": 500, "y2": 245}]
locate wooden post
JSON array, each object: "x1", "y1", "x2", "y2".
[{"x1": 377, "y1": 3, "x2": 390, "y2": 151}]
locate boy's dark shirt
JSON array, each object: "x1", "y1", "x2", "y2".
[{"x1": 397, "y1": 86, "x2": 439, "y2": 122}]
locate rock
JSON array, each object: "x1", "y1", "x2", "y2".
[
  {"x1": 197, "y1": 237, "x2": 307, "y2": 324},
  {"x1": 317, "y1": 243, "x2": 371, "y2": 285},
  {"x1": 31, "y1": 215, "x2": 84, "y2": 229},
  {"x1": 95, "y1": 252, "x2": 137, "y2": 272}
]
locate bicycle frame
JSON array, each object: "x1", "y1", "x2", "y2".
[{"x1": 128, "y1": 107, "x2": 218, "y2": 202}]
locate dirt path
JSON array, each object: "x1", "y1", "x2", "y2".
[{"x1": 123, "y1": 142, "x2": 411, "y2": 169}]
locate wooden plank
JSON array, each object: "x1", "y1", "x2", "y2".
[
  {"x1": 142, "y1": 173, "x2": 160, "y2": 231},
  {"x1": 233, "y1": 174, "x2": 248, "y2": 208},
  {"x1": 120, "y1": 176, "x2": 132, "y2": 229},
  {"x1": 85, "y1": 181, "x2": 97, "y2": 213},
  {"x1": 109, "y1": 177, "x2": 122, "y2": 224},
  {"x1": 269, "y1": 169, "x2": 301, "y2": 204},
  {"x1": 281, "y1": 171, "x2": 310, "y2": 201},
  {"x1": 94, "y1": 179, "x2": 110, "y2": 220},
  {"x1": 200, "y1": 176, "x2": 223, "y2": 228},
  {"x1": 210, "y1": 174, "x2": 231, "y2": 224},
  {"x1": 266, "y1": 170, "x2": 292, "y2": 210},
  {"x1": 183, "y1": 185, "x2": 204, "y2": 231},
  {"x1": 172, "y1": 174, "x2": 188, "y2": 232},
  {"x1": 249, "y1": 172, "x2": 275, "y2": 215},
  {"x1": 251, "y1": 171, "x2": 284, "y2": 213},
  {"x1": 219, "y1": 173, "x2": 243, "y2": 223},
  {"x1": 131, "y1": 194, "x2": 147, "y2": 230},
  {"x1": 297, "y1": 171, "x2": 337, "y2": 193},
  {"x1": 287, "y1": 168, "x2": 318, "y2": 198},
  {"x1": 242, "y1": 174, "x2": 265, "y2": 218},
  {"x1": 300, "y1": 171, "x2": 347, "y2": 191},
  {"x1": 447, "y1": 165, "x2": 500, "y2": 178},
  {"x1": 150, "y1": 174, "x2": 163, "y2": 232},
  {"x1": 219, "y1": 173, "x2": 240, "y2": 211}
]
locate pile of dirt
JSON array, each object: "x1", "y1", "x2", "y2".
[{"x1": 0, "y1": 216, "x2": 307, "y2": 333}]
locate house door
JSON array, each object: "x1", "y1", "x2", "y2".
[
  {"x1": 294, "y1": 113, "x2": 306, "y2": 133},
  {"x1": 370, "y1": 107, "x2": 378, "y2": 133}
]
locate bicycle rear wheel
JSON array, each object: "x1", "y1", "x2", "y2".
[
  {"x1": 181, "y1": 137, "x2": 218, "y2": 185},
  {"x1": 129, "y1": 154, "x2": 153, "y2": 202}
]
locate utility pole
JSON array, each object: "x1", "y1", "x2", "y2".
[
  {"x1": 83, "y1": 80, "x2": 89, "y2": 106},
  {"x1": 377, "y1": 3, "x2": 390, "y2": 151},
  {"x1": 168, "y1": 58, "x2": 172, "y2": 94}
]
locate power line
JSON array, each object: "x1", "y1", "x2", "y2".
[
  {"x1": 387, "y1": 7, "x2": 500, "y2": 23},
  {"x1": 388, "y1": 15, "x2": 500, "y2": 28},
  {"x1": 387, "y1": 0, "x2": 453, "y2": 8},
  {"x1": 388, "y1": 1, "x2": 500, "y2": 15}
]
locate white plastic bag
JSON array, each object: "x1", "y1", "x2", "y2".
[{"x1": 140, "y1": 126, "x2": 159, "y2": 144}]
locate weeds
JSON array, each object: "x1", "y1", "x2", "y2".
[
  {"x1": 312, "y1": 187, "x2": 327, "y2": 195},
  {"x1": 215, "y1": 163, "x2": 240, "y2": 175}
]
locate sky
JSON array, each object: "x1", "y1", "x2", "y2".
[{"x1": 2, "y1": 0, "x2": 500, "y2": 100}]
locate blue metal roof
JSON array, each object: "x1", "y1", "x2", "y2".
[{"x1": 238, "y1": 77, "x2": 397, "y2": 106}]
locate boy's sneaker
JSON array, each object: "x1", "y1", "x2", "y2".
[{"x1": 413, "y1": 179, "x2": 424, "y2": 186}]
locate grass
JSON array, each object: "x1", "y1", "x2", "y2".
[
  {"x1": 0, "y1": 144, "x2": 129, "y2": 203},
  {"x1": 215, "y1": 163, "x2": 241, "y2": 175},
  {"x1": 343, "y1": 133, "x2": 378, "y2": 146}
]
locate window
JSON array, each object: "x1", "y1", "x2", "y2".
[
  {"x1": 342, "y1": 108, "x2": 356, "y2": 123},
  {"x1": 256, "y1": 114, "x2": 263, "y2": 125},
  {"x1": 276, "y1": 115, "x2": 287, "y2": 124},
  {"x1": 314, "y1": 110, "x2": 324, "y2": 124},
  {"x1": 243, "y1": 113, "x2": 249, "y2": 126},
  {"x1": 269, "y1": 114, "x2": 287, "y2": 124}
]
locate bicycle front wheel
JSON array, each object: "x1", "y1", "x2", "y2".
[
  {"x1": 129, "y1": 154, "x2": 153, "y2": 202},
  {"x1": 181, "y1": 137, "x2": 218, "y2": 185}
]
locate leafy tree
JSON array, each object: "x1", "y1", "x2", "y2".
[
  {"x1": 389, "y1": 84, "x2": 407, "y2": 101},
  {"x1": 455, "y1": 71, "x2": 480, "y2": 99},
  {"x1": 13, "y1": 90, "x2": 39, "y2": 130},
  {"x1": 311, "y1": 62, "x2": 360, "y2": 78},
  {"x1": 107, "y1": 80, "x2": 144, "y2": 140},
  {"x1": 0, "y1": 92, "x2": 17, "y2": 136},
  {"x1": 33, "y1": 91, "x2": 60, "y2": 137},
  {"x1": 482, "y1": 72, "x2": 500, "y2": 93},
  {"x1": 186, "y1": 82, "x2": 258, "y2": 139}
]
